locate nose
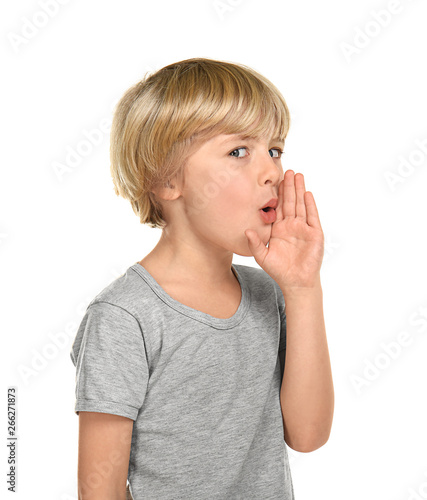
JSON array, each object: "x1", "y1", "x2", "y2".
[{"x1": 258, "y1": 150, "x2": 283, "y2": 187}]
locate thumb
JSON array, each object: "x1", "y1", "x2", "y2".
[{"x1": 245, "y1": 229, "x2": 268, "y2": 264}]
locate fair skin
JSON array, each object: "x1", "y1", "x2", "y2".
[{"x1": 77, "y1": 412, "x2": 133, "y2": 499}]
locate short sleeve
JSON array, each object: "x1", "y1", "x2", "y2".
[
  {"x1": 272, "y1": 281, "x2": 287, "y2": 352},
  {"x1": 70, "y1": 301, "x2": 149, "y2": 421}
]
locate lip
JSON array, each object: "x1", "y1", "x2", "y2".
[
  {"x1": 260, "y1": 198, "x2": 278, "y2": 210},
  {"x1": 259, "y1": 207, "x2": 277, "y2": 224}
]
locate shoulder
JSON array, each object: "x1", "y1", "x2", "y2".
[
  {"x1": 85, "y1": 264, "x2": 149, "y2": 316},
  {"x1": 70, "y1": 268, "x2": 147, "y2": 366},
  {"x1": 233, "y1": 263, "x2": 279, "y2": 293},
  {"x1": 233, "y1": 263, "x2": 284, "y2": 308},
  {"x1": 233, "y1": 263, "x2": 269, "y2": 283}
]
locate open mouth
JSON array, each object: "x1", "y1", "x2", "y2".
[{"x1": 259, "y1": 207, "x2": 277, "y2": 223}]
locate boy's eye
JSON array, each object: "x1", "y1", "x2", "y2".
[
  {"x1": 229, "y1": 147, "x2": 247, "y2": 158},
  {"x1": 229, "y1": 147, "x2": 284, "y2": 159},
  {"x1": 269, "y1": 148, "x2": 284, "y2": 158}
]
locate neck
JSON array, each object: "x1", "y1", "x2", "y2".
[{"x1": 139, "y1": 228, "x2": 237, "y2": 288}]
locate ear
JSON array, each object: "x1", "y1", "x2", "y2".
[{"x1": 151, "y1": 178, "x2": 181, "y2": 202}]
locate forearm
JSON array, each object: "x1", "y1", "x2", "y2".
[{"x1": 279, "y1": 279, "x2": 334, "y2": 452}]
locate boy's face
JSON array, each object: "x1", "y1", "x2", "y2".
[{"x1": 170, "y1": 132, "x2": 285, "y2": 257}]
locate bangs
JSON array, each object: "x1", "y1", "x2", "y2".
[
  {"x1": 197, "y1": 70, "x2": 289, "y2": 143},
  {"x1": 156, "y1": 59, "x2": 291, "y2": 148}
]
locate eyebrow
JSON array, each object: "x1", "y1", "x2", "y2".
[{"x1": 219, "y1": 134, "x2": 285, "y2": 146}]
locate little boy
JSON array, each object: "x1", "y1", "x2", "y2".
[{"x1": 70, "y1": 57, "x2": 334, "y2": 500}]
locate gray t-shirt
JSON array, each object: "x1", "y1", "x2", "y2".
[{"x1": 70, "y1": 262, "x2": 295, "y2": 499}]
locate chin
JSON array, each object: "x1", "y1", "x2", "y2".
[
  {"x1": 234, "y1": 247, "x2": 255, "y2": 258},
  {"x1": 226, "y1": 224, "x2": 272, "y2": 257},
  {"x1": 234, "y1": 236, "x2": 270, "y2": 258}
]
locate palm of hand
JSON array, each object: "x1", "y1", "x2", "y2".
[{"x1": 245, "y1": 170, "x2": 325, "y2": 290}]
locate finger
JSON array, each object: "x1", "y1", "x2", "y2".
[
  {"x1": 275, "y1": 178, "x2": 284, "y2": 221},
  {"x1": 295, "y1": 173, "x2": 307, "y2": 220},
  {"x1": 245, "y1": 229, "x2": 268, "y2": 264},
  {"x1": 283, "y1": 170, "x2": 295, "y2": 219},
  {"x1": 305, "y1": 191, "x2": 322, "y2": 230}
]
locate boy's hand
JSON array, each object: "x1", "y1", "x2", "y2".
[{"x1": 245, "y1": 170, "x2": 324, "y2": 292}]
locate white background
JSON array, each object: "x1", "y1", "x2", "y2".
[{"x1": 2, "y1": 0, "x2": 427, "y2": 498}]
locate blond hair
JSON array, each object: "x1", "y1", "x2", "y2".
[{"x1": 110, "y1": 57, "x2": 291, "y2": 229}]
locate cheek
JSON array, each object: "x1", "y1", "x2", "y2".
[
  {"x1": 189, "y1": 171, "x2": 250, "y2": 217},
  {"x1": 212, "y1": 177, "x2": 250, "y2": 216}
]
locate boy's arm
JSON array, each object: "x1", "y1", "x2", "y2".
[
  {"x1": 279, "y1": 280, "x2": 334, "y2": 453},
  {"x1": 244, "y1": 171, "x2": 333, "y2": 452},
  {"x1": 78, "y1": 412, "x2": 134, "y2": 499}
]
